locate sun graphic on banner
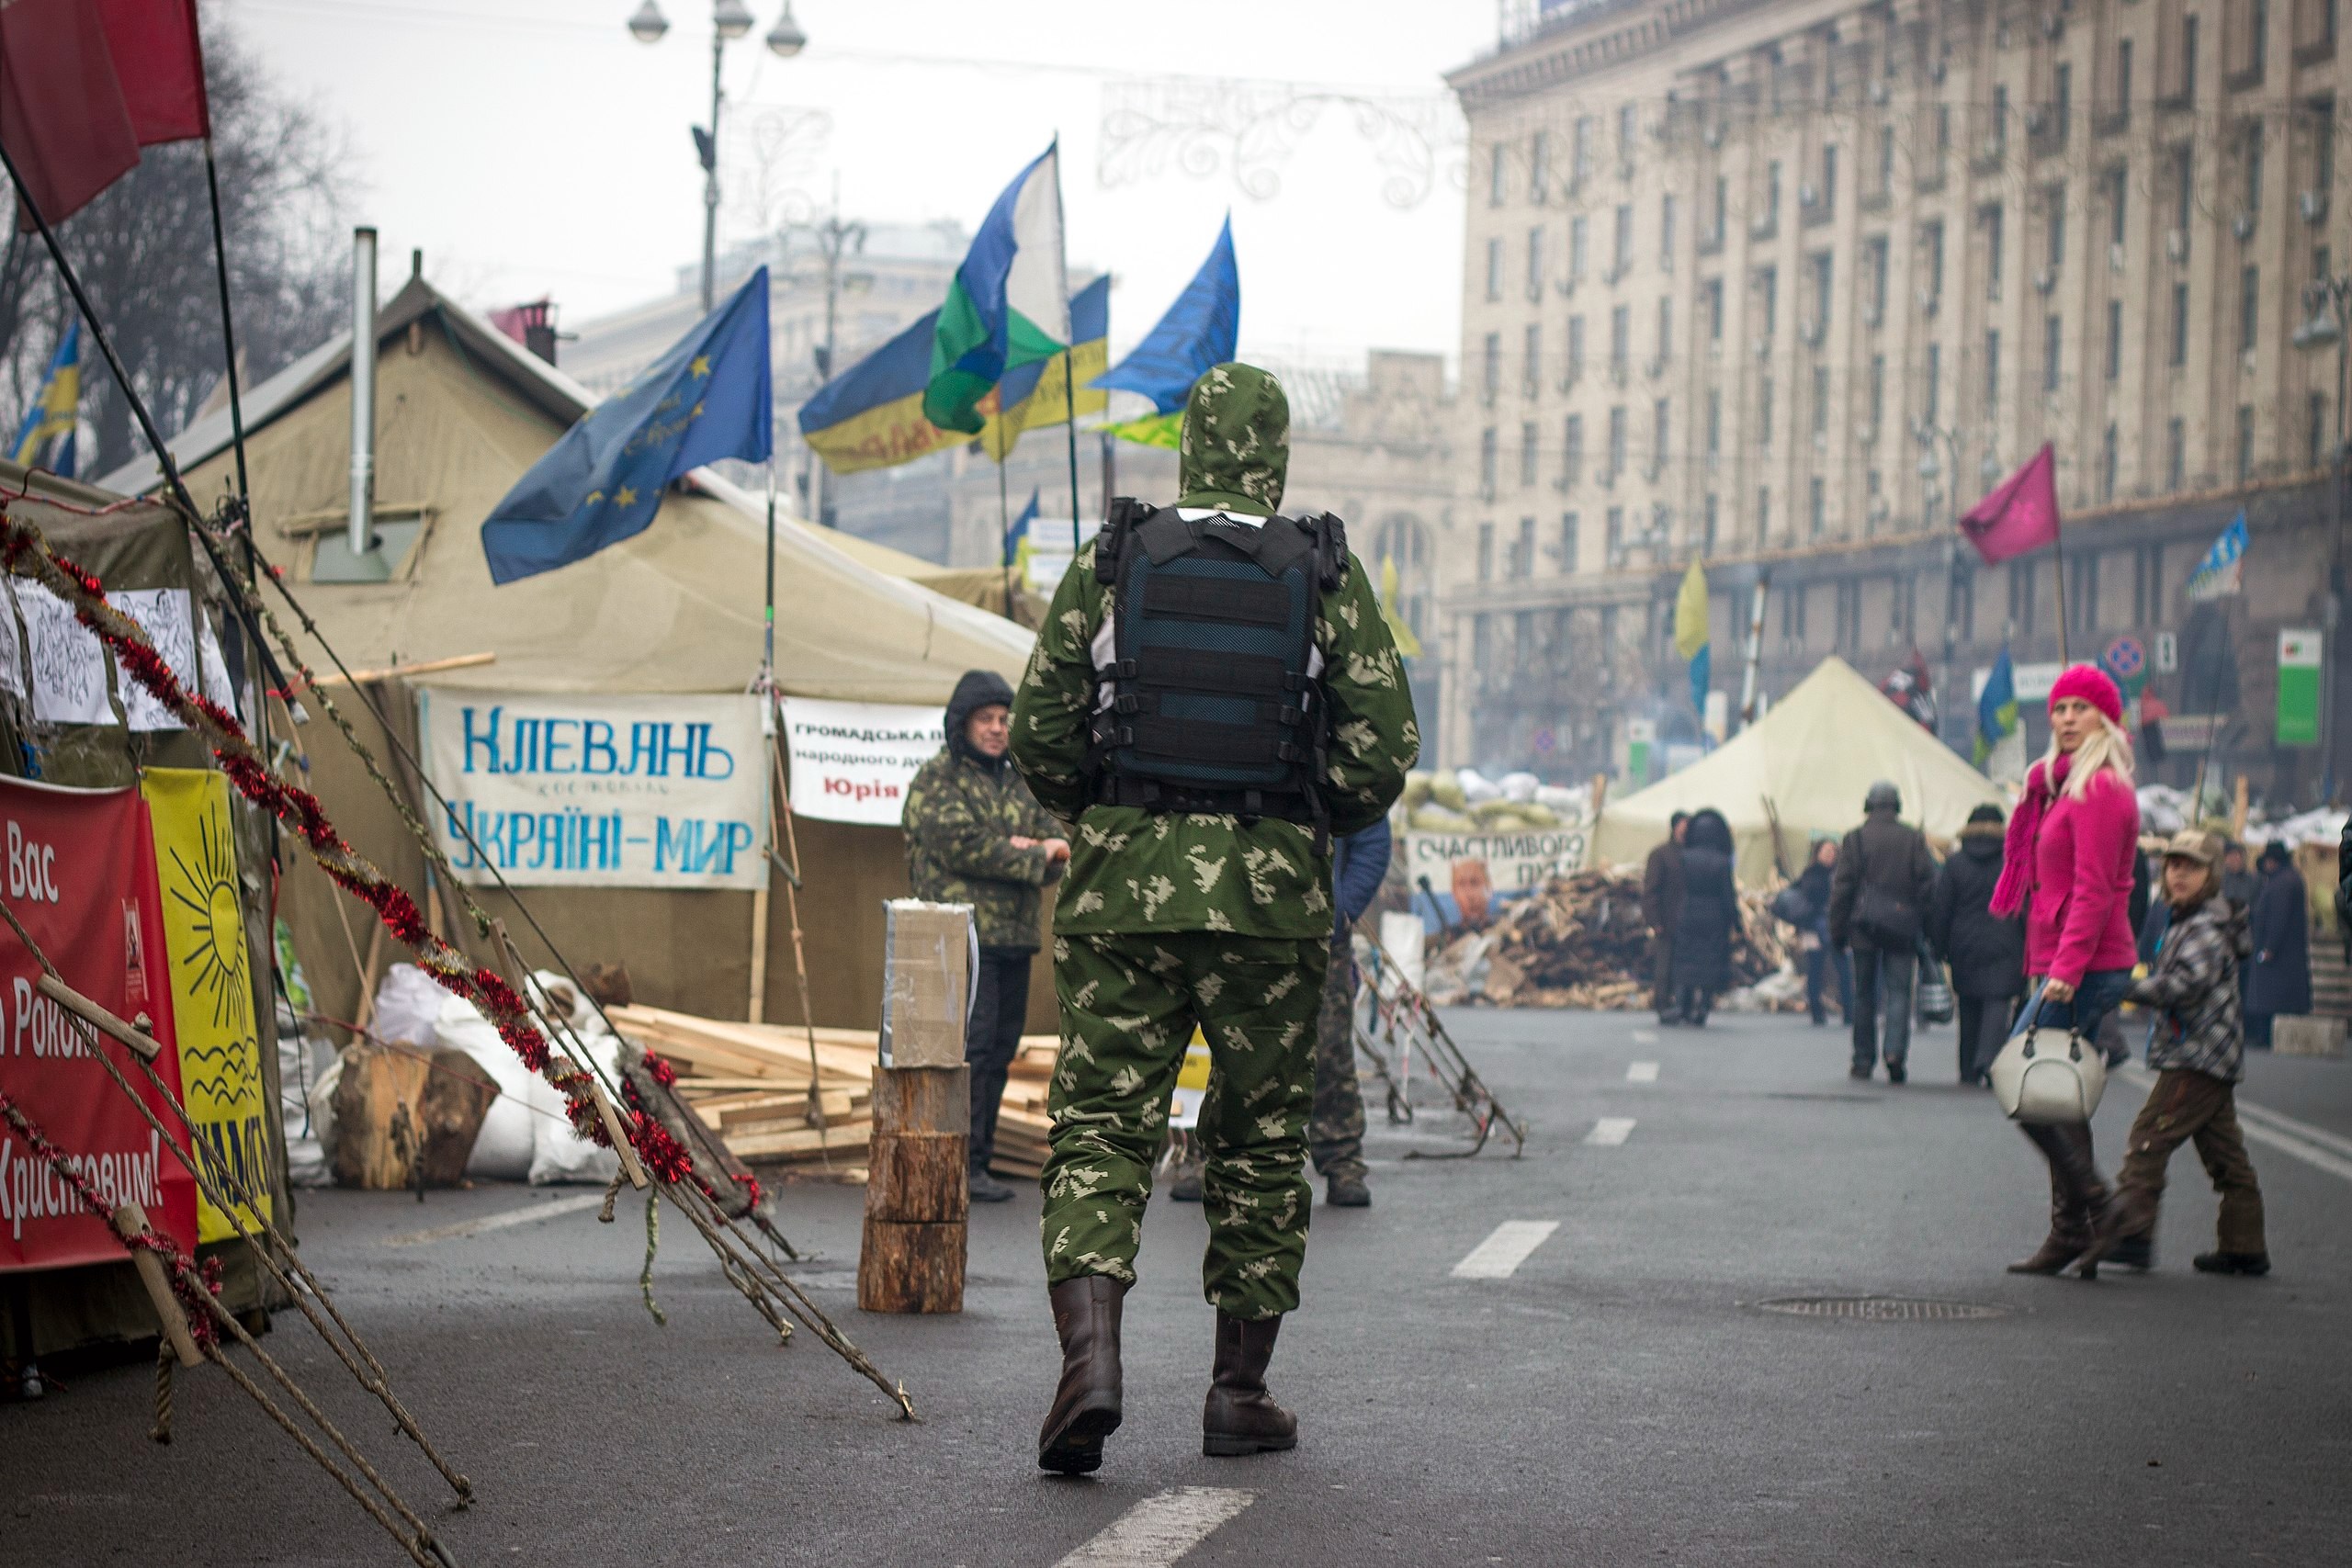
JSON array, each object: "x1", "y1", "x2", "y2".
[{"x1": 167, "y1": 802, "x2": 252, "y2": 1038}]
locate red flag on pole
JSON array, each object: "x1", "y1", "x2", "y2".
[
  {"x1": 0, "y1": 0, "x2": 141, "y2": 227},
  {"x1": 1957, "y1": 442, "x2": 2062, "y2": 565},
  {"x1": 1, "y1": 0, "x2": 208, "y2": 230}
]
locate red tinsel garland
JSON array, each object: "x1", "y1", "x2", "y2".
[{"x1": 0, "y1": 513, "x2": 741, "y2": 1213}]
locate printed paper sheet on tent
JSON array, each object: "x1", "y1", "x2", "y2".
[{"x1": 419, "y1": 688, "x2": 769, "y2": 891}]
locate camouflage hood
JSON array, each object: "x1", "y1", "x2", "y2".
[{"x1": 1176, "y1": 362, "x2": 1289, "y2": 517}]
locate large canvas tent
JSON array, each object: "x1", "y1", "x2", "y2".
[
  {"x1": 1593, "y1": 657, "x2": 2008, "y2": 886},
  {"x1": 103, "y1": 268, "x2": 1041, "y2": 1032}
]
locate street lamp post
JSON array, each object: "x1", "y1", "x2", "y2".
[
  {"x1": 628, "y1": 1, "x2": 807, "y2": 313},
  {"x1": 1917, "y1": 420, "x2": 1967, "y2": 747},
  {"x1": 2294, "y1": 274, "x2": 2350, "y2": 798}
]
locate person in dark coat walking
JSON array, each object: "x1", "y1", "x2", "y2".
[
  {"x1": 1668, "y1": 809, "x2": 1737, "y2": 1025},
  {"x1": 2244, "y1": 842, "x2": 2312, "y2": 1048},
  {"x1": 1827, "y1": 781, "x2": 1937, "y2": 1083},
  {"x1": 1925, "y1": 804, "x2": 2024, "y2": 1086},
  {"x1": 1642, "y1": 813, "x2": 1690, "y2": 1023},
  {"x1": 1793, "y1": 839, "x2": 1850, "y2": 1026}
]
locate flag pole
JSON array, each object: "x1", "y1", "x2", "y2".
[
  {"x1": 1062, "y1": 349, "x2": 1083, "y2": 552},
  {"x1": 998, "y1": 453, "x2": 1014, "y2": 620},
  {"x1": 2052, "y1": 521, "x2": 2071, "y2": 664}
]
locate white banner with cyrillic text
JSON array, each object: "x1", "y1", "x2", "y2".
[
  {"x1": 419, "y1": 689, "x2": 766, "y2": 889},
  {"x1": 780, "y1": 697, "x2": 944, "y2": 826}
]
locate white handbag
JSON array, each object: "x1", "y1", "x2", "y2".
[{"x1": 1988, "y1": 1005, "x2": 2108, "y2": 1124}]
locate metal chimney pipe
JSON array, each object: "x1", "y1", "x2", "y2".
[{"x1": 349, "y1": 226, "x2": 379, "y2": 559}]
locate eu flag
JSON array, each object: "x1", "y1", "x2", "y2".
[{"x1": 481, "y1": 266, "x2": 772, "y2": 584}]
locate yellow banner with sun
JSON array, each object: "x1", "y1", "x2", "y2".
[{"x1": 143, "y1": 768, "x2": 273, "y2": 1242}]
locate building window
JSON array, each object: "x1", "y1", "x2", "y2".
[
  {"x1": 1820, "y1": 143, "x2": 1838, "y2": 214},
  {"x1": 1479, "y1": 426, "x2": 1498, "y2": 498},
  {"x1": 1711, "y1": 175, "x2": 1728, "y2": 243},
  {"x1": 1764, "y1": 159, "x2": 1782, "y2": 226},
  {"x1": 1560, "y1": 511, "x2": 1580, "y2": 573},
  {"x1": 1983, "y1": 201, "x2": 2005, "y2": 298},
  {"x1": 2240, "y1": 265, "x2": 2260, "y2": 352},
  {"x1": 1570, "y1": 216, "x2": 1589, "y2": 278},
  {"x1": 1573, "y1": 116, "x2": 1593, "y2": 183},
  {"x1": 1867, "y1": 236, "x2": 1889, "y2": 318},
  {"x1": 1486, "y1": 238, "x2": 1504, "y2": 301},
  {"x1": 1514, "y1": 516, "x2": 1536, "y2": 578},
  {"x1": 1657, "y1": 297, "x2": 1673, "y2": 361},
  {"x1": 1526, "y1": 227, "x2": 1546, "y2": 300},
  {"x1": 1809, "y1": 251, "x2": 1834, "y2": 329},
  {"x1": 1758, "y1": 265, "x2": 1778, "y2": 336},
  {"x1": 1613, "y1": 204, "x2": 1634, "y2": 275},
  {"x1": 1702, "y1": 493, "x2": 1719, "y2": 553},
  {"x1": 2132, "y1": 546, "x2": 2165, "y2": 624},
  {"x1": 2245, "y1": 121, "x2": 2265, "y2": 213},
  {"x1": 1706, "y1": 389, "x2": 1722, "y2": 456},
  {"x1": 1869, "y1": 354, "x2": 1885, "y2": 432},
  {"x1": 1758, "y1": 377, "x2": 1775, "y2": 446},
  {"x1": 2114, "y1": 39, "x2": 2133, "y2": 129},
  {"x1": 1605, "y1": 505, "x2": 1624, "y2": 558},
  {"x1": 1488, "y1": 142, "x2": 1507, "y2": 207},
  {"x1": 2182, "y1": 14, "x2": 2199, "y2": 101},
  {"x1": 1611, "y1": 304, "x2": 1631, "y2": 371},
  {"x1": 2008, "y1": 559, "x2": 2038, "y2": 637},
  {"x1": 1812, "y1": 365, "x2": 1831, "y2": 437},
  {"x1": 2053, "y1": 62, "x2": 2073, "y2": 141},
  {"x1": 1780, "y1": 581, "x2": 1804, "y2": 640},
  {"x1": 1878, "y1": 124, "x2": 1895, "y2": 192},
  {"x1": 1618, "y1": 101, "x2": 1636, "y2": 159},
  {"x1": 1473, "y1": 612, "x2": 1492, "y2": 670},
  {"x1": 1951, "y1": 563, "x2": 1976, "y2": 644},
  {"x1": 1524, "y1": 322, "x2": 1543, "y2": 398},
  {"x1": 1756, "y1": 486, "x2": 1771, "y2": 546},
  {"x1": 1599, "y1": 604, "x2": 1617, "y2": 666},
  {"x1": 1984, "y1": 329, "x2": 2001, "y2": 413},
  {"x1": 2046, "y1": 185, "x2": 2066, "y2": 268},
  {"x1": 1608, "y1": 405, "x2": 1628, "y2": 478},
  {"x1": 2043, "y1": 314, "x2": 2062, "y2": 392},
  {"x1": 2106, "y1": 299, "x2": 2123, "y2": 379},
  {"x1": 1563, "y1": 414, "x2": 1585, "y2": 483},
  {"x1": 2236, "y1": 403, "x2": 2256, "y2": 481},
  {"x1": 1653, "y1": 398, "x2": 1670, "y2": 467},
  {"x1": 1660, "y1": 194, "x2": 1677, "y2": 269},
  {"x1": 2106, "y1": 164, "x2": 2129, "y2": 247},
  {"x1": 1704, "y1": 278, "x2": 1724, "y2": 340},
  {"x1": 1530, "y1": 130, "x2": 1551, "y2": 202},
  {"x1": 2070, "y1": 550, "x2": 2099, "y2": 635},
  {"x1": 2166, "y1": 416, "x2": 2187, "y2": 491},
  {"x1": 1520, "y1": 421, "x2": 1540, "y2": 487},
  {"x1": 1923, "y1": 219, "x2": 1946, "y2": 300},
  {"x1": 2312, "y1": 392, "x2": 2330, "y2": 470},
  {"x1": 2170, "y1": 283, "x2": 2190, "y2": 366},
  {"x1": 1567, "y1": 314, "x2": 1587, "y2": 379},
  {"x1": 1993, "y1": 84, "x2": 2010, "y2": 151},
  {"x1": 2173, "y1": 145, "x2": 2195, "y2": 232},
  {"x1": 2101, "y1": 423, "x2": 2119, "y2": 501},
  {"x1": 1835, "y1": 579, "x2": 1860, "y2": 651},
  {"x1": 1809, "y1": 477, "x2": 1826, "y2": 538},
  {"x1": 1476, "y1": 522, "x2": 1494, "y2": 581},
  {"x1": 1924, "y1": 342, "x2": 1942, "y2": 424},
  {"x1": 1483, "y1": 333, "x2": 1502, "y2": 400}
]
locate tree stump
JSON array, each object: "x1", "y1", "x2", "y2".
[
  {"x1": 858, "y1": 1065, "x2": 968, "y2": 1314},
  {"x1": 331, "y1": 1043, "x2": 497, "y2": 1190}
]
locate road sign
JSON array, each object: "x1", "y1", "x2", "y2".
[
  {"x1": 2154, "y1": 630, "x2": 2178, "y2": 672},
  {"x1": 2101, "y1": 636, "x2": 2145, "y2": 681},
  {"x1": 2278, "y1": 628, "x2": 2323, "y2": 747},
  {"x1": 1532, "y1": 727, "x2": 1556, "y2": 755}
]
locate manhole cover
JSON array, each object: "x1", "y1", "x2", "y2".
[{"x1": 1757, "y1": 1296, "x2": 2009, "y2": 1322}]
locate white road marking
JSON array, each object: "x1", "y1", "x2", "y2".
[
  {"x1": 1054, "y1": 1487, "x2": 1256, "y2": 1568},
  {"x1": 1631, "y1": 1030, "x2": 1658, "y2": 1044},
  {"x1": 1450, "y1": 1220, "x2": 1559, "y2": 1280},
  {"x1": 1627, "y1": 1061, "x2": 1661, "y2": 1082},
  {"x1": 2117, "y1": 1067, "x2": 2352, "y2": 1184},
  {"x1": 382, "y1": 1193, "x2": 608, "y2": 1248},
  {"x1": 1586, "y1": 1117, "x2": 1637, "y2": 1145}
]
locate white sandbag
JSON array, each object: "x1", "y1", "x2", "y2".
[
  {"x1": 521, "y1": 970, "x2": 622, "y2": 1186},
  {"x1": 1455, "y1": 767, "x2": 1502, "y2": 805},
  {"x1": 1498, "y1": 771, "x2": 1542, "y2": 803},
  {"x1": 370, "y1": 964, "x2": 445, "y2": 1048},
  {"x1": 432, "y1": 993, "x2": 537, "y2": 1180},
  {"x1": 305, "y1": 1049, "x2": 342, "y2": 1174},
  {"x1": 275, "y1": 1005, "x2": 331, "y2": 1189}
]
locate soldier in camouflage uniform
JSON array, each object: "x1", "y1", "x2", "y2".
[
  {"x1": 902, "y1": 669, "x2": 1067, "y2": 1201},
  {"x1": 1312, "y1": 818, "x2": 1392, "y2": 1206},
  {"x1": 1012, "y1": 363, "x2": 1417, "y2": 1473}
]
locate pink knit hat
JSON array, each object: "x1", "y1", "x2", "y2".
[{"x1": 2047, "y1": 662, "x2": 2123, "y2": 725}]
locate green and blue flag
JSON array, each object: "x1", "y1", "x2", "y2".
[
  {"x1": 481, "y1": 267, "x2": 772, "y2": 584},
  {"x1": 923, "y1": 143, "x2": 1070, "y2": 434}
]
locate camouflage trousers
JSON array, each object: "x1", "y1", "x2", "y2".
[
  {"x1": 1042, "y1": 931, "x2": 1329, "y2": 1320},
  {"x1": 1308, "y1": 934, "x2": 1367, "y2": 1182}
]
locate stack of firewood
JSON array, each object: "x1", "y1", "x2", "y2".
[{"x1": 988, "y1": 1039, "x2": 1059, "y2": 1181}]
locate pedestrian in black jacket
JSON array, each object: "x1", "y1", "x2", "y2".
[
  {"x1": 1827, "y1": 781, "x2": 1938, "y2": 1083},
  {"x1": 1668, "y1": 809, "x2": 1737, "y2": 1025},
  {"x1": 1925, "y1": 804, "x2": 2023, "y2": 1086},
  {"x1": 2245, "y1": 842, "x2": 2312, "y2": 1047}
]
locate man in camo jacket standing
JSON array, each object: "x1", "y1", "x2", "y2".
[{"x1": 1012, "y1": 363, "x2": 1417, "y2": 1474}]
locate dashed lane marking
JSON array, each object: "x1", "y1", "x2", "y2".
[
  {"x1": 1585, "y1": 1117, "x2": 1637, "y2": 1145},
  {"x1": 381, "y1": 1193, "x2": 607, "y2": 1248},
  {"x1": 1631, "y1": 1030, "x2": 1658, "y2": 1044},
  {"x1": 1450, "y1": 1220, "x2": 1559, "y2": 1279},
  {"x1": 1054, "y1": 1486, "x2": 1256, "y2": 1567},
  {"x1": 1627, "y1": 1061, "x2": 1661, "y2": 1082},
  {"x1": 2118, "y1": 1066, "x2": 2352, "y2": 1184}
]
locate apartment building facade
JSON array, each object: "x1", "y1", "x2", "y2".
[{"x1": 1445, "y1": 0, "x2": 2352, "y2": 803}]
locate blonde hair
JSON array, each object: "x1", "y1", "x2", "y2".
[{"x1": 2040, "y1": 712, "x2": 2136, "y2": 800}]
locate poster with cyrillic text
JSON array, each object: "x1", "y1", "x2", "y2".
[{"x1": 779, "y1": 697, "x2": 944, "y2": 826}]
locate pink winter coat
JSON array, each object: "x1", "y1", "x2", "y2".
[{"x1": 2014, "y1": 761, "x2": 2141, "y2": 986}]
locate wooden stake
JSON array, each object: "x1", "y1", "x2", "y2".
[
  {"x1": 39, "y1": 974, "x2": 160, "y2": 1062},
  {"x1": 112, "y1": 1203, "x2": 201, "y2": 1369},
  {"x1": 2233, "y1": 774, "x2": 2251, "y2": 840},
  {"x1": 589, "y1": 1078, "x2": 650, "y2": 1190},
  {"x1": 747, "y1": 884, "x2": 770, "y2": 1024}
]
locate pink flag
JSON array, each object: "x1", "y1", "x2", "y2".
[{"x1": 1957, "y1": 443, "x2": 2061, "y2": 565}]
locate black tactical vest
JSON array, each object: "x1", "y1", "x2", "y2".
[{"x1": 1085, "y1": 498, "x2": 1345, "y2": 844}]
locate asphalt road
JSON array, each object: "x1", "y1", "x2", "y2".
[{"x1": 6, "y1": 1005, "x2": 2348, "y2": 1567}]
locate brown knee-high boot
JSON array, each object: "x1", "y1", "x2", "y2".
[
  {"x1": 1038, "y1": 1278, "x2": 1125, "y2": 1473},
  {"x1": 1203, "y1": 1312, "x2": 1297, "y2": 1457},
  {"x1": 2008, "y1": 1121, "x2": 2109, "y2": 1275}
]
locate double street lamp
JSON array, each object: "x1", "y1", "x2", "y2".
[{"x1": 628, "y1": 1, "x2": 808, "y2": 311}]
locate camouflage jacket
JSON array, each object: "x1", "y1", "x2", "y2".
[
  {"x1": 901, "y1": 749, "x2": 1061, "y2": 950},
  {"x1": 1009, "y1": 534, "x2": 1418, "y2": 939}
]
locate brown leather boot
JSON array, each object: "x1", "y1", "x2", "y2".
[
  {"x1": 1037, "y1": 1277, "x2": 1125, "y2": 1474},
  {"x1": 1202, "y1": 1312, "x2": 1297, "y2": 1458},
  {"x1": 2008, "y1": 1122, "x2": 2108, "y2": 1275}
]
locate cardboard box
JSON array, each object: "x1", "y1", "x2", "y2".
[{"x1": 878, "y1": 899, "x2": 975, "y2": 1069}]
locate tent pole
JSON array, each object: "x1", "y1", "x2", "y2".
[
  {"x1": 749, "y1": 457, "x2": 778, "y2": 1023},
  {"x1": 1063, "y1": 349, "x2": 1082, "y2": 552}
]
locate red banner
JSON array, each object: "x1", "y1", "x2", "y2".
[{"x1": 0, "y1": 778, "x2": 197, "y2": 1270}]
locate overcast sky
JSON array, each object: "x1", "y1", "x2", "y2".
[{"x1": 226, "y1": 0, "x2": 1494, "y2": 371}]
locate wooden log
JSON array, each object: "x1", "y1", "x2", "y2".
[
  {"x1": 865, "y1": 1132, "x2": 968, "y2": 1224},
  {"x1": 856, "y1": 1216, "x2": 965, "y2": 1314},
  {"x1": 413, "y1": 1048, "x2": 498, "y2": 1187},
  {"x1": 871, "y1": 1064, "x2": 969, "y2": 1138},
  {"x1": 330, "y1": 1043, "x2": 496, "y2": 1190}
]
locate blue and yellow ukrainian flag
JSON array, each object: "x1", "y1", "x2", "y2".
[
  {"x1": 799, "y1": 277, "x2": 1106, "y2": 475},
  {"x1": 1975, "y1": 644, "x2": 2019, "y2": 768},
  {"x1": 10, "y1": 322, "x2": 81, "y2": 478}
]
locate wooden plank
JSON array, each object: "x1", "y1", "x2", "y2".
[
  {"x1": 725, "y1": 1120, "x2": 874, "y2": 1158},
  {"x1": 857, "y1": 1215, "x2": 965, "y2": 1314}
]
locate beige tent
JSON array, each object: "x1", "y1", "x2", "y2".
[
  {"x1": 103, "y1": 271, "x2": 1045, "y2": 1031},
  {"x1": 1593, "y1": 656, "x2": 2008, "y2": 886}
]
